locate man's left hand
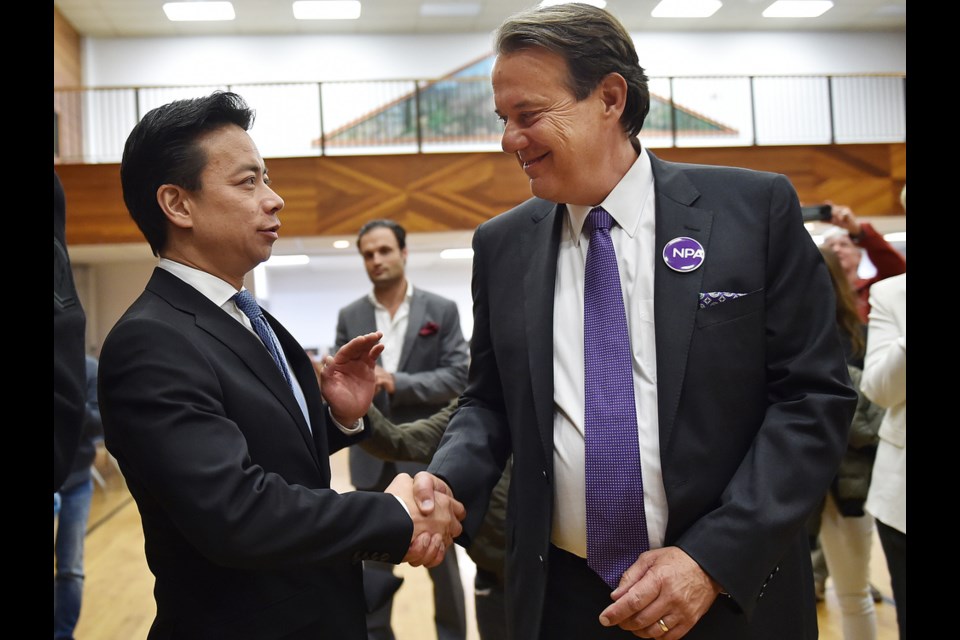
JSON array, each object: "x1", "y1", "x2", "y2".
[
  {"x1": 321, "y1": 331, "x2": 384, "y2": 424},
  {"x1": 598, "y1": 546, "x2": 721, "y2": 638}
]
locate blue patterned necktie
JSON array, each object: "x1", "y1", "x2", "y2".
[
  {"x1": 583, "y1": 206, "x2": 649, "y2": 590},
  {"x1": 232, "y1": 290, "x2": 293, "y2": 388}
]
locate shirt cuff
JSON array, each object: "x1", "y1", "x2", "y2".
[
  {"x1": 328, "y1": 408, "x2": 365, "y2": 435},
  {"x1": 393, "y1": 495, "x2": 411, "y2": 517}
]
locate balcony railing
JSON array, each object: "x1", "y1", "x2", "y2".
[{"x1": 54, "y1": 73, "x2": 906, "y2": 164}]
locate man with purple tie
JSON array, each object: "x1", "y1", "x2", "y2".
[{"x1": 415, "y1": 4, "x2": 856, "y2": 639}]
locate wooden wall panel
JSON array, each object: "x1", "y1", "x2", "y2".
[
  {"x1": 54, "y1": 7, "x2": 81, "y2": 87},
  {"x1": 59, "y1": 143, "x2": 905, "y2": 246},
  {"x1": 653, "y1": 144, "x2": 906, "y2": 215},
  {"x1": 54, "y1": 7, "x2": 84, "y2": 162}
]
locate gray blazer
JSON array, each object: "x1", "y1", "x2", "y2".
[{"x1": 335, "y1": 287, "x2": 468, "y2": 489}]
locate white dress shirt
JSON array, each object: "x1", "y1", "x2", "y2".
[
  {"x1": 550, "y1": 148, "x2": 668, "y2": 557},
  {"x1": 368, "y1": 280, "x2": 414, "y2": 374},
  {"x1": 157, "y1": 258, "x2": 363, "y2": 435}
]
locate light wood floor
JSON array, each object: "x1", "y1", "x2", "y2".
[{"x1": 67, "y1": 446, "x2": 899, "y2": 639}]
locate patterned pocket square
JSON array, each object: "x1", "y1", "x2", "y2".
[{"x1": 698, "y1": 291, "x2": 747, "y2": 309}]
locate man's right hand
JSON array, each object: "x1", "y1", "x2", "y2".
[{"x1": 385, "y1": 472, "x2": 465, "y2": 568}]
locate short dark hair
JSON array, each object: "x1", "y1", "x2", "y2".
[
  {"x1": 357, "y1": 219, "x2": 407, "y2": 251},
  {"x1": 120, "y1": 91, "x2": 255, "y2": 256},
  {"x1": 494, "y1": 3, "x2": 650, "y2": 138}
]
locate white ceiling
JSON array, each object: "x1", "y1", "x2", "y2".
[{"x1": 56, "y1": 0, "x2": 906, "y2": 38}]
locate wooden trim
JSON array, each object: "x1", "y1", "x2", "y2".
[{"x1": 59, "y1": 143, "x2": 905, "y2": 246}]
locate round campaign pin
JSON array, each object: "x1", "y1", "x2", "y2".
[{"x1": 662, "y1": 236, "x2": 705, "y2": 272}]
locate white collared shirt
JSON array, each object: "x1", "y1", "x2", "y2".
[
  {"x1": 368, "y1": 280, "x2": 414, "y2": 373},
  {"x1": 550, "y1": 148, "x2": 668, "y2": 557},
  {"x1": 157, "y1": 258, "x2": 362, "y2": 436}
]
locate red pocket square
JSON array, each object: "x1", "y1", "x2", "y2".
[{"x1": 419, "y1": 321, "x2": 439, "y2": 336}]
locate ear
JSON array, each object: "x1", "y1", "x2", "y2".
[
  {"x1": 157, "y1": 183, "x2": 194, "y2": 230},
  {"x1": 597, "y1": 72, "x2": 628, "y2": 120}
]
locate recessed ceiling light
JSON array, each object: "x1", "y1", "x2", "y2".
[
  {"x1": 540, "y1": 0, "x2": 607, "y2": 9},
  {"x1": 440, "y1": 248, "x2": 474, "y2": 260},
  {"x1": 265, "y1": 254, "x2": 310, "y2": 267},
  {"x1": 762, "y1": 1, "x2": 834, "y2": 18},
  {"x1": 332, "y1": 240, "x2": 351, "y2": 249},
  {"x1": 420, "y1": 3, "x2": 482, "y2": 17},
  {"x1": 651, "y1": 0, "x2": 722, "y2": 18},
  {"x1": 293, "y1": 1, "x2": 362, "y2": 20},
  {"x1": 163, "y1": 2, "x2": 235, "y2": 22}
]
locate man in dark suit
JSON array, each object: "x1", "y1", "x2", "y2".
[
  {"x1": 417, "y1": 4, "x2": 857, "y2": 640},
  {"x1": 54, "y1": 170, "x2": 87, "y2": 493},
  {"x1": 98, "y1": 91, "x2": 464, "y2": 640},
  {"x1": 335, "y1": 219, "x2": 469, "y2": 640}
]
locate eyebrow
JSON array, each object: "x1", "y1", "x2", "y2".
[{"x1": 494, "y1": 99, "x2": 537, "y2": 118}]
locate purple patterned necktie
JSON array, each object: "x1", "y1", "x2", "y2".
[
  {"x1": 233, "y1": 289, "x2": 293, "y2": 388},
  {"x1": 583, "y1": 206, "x2": 649, "y2": 590}
]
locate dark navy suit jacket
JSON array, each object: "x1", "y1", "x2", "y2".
[
  {"x1": 429, "y1": 151, "x2": 856, "y2": 639},
  {"x1": 100, "y1": 268, "x2": 413, "y2": 639}
]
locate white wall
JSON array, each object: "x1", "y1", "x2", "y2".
[
  {"x1": 72, "y1": 28, "x2": 905, "y2": 353},
  {"x1": 263, "y1": 250, "x2": 475, "y2": 355},
  {"x1": 82, "y1": 30, "x2": 905, "y2": 88}
]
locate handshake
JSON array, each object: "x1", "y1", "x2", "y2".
[{"x1": 385, "y1": 471, "x2": 465, "y2": 568}]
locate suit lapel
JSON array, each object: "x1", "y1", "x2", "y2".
[
  {"x1": 147, "y1": 269, "x2": 322, "y2": 468},
  {"x1": 269, "y1": 315, "x2": 326, "y2": 473},
  {"x1": 649, "y1": 153, "x2": 713, "y2": 454},
  {"x1": 398, "y1": 290, "x2": 427, "y2": 372},
  {"x1": 523, "y1": 201, "x2": 564, "y2": 463}
]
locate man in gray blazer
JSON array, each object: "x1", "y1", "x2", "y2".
[{"x1": 335, "y1": 219, "x2": 469, "y2": 640}]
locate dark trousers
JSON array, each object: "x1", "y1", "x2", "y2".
[
  {"x1": 539, "y1": 545, "x2": 638, "y2": 640},
  {"x1": 360, "y1": 466, "x2": 467, "y2": 640},
  {"x1": 473, "y1": 568, "x2": 506, "y2": 640},
  {"x1": 876, "y1": 519, "x2": 906, "y2": 639},
  {"x1": 363, "y1": 553, "x2": 466, "y2": 640}
]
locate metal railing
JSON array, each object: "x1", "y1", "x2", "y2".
[{"x1": 54, "y1": 73, "x2": 906, "y2": 164}]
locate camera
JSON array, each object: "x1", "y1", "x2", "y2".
[{"x1": 800, "y1": 204, "x2": 832, "y2": 222}]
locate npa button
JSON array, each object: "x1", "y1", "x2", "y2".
[{"x1": 663, "y1": 237, "x2": 705, "y2": 273}]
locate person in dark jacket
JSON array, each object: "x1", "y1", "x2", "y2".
[
  {"x1": 54, "y1": 171, "x2": 87, "y2": 493},
  {"x1": 54, "y1": 354, "x2": 103, "y2": 639},
  {"x1": 362, "y1": 400, "x2": 508, "y2": 640}
]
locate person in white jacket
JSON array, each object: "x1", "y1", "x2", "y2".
[{"x1": 861, "y1": 271, "x2": 906, "y2": 640}]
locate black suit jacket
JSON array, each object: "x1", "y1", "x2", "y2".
[
  {"x1": 428, "y1": 152, "x2": 856, "y2": 639},
  {"x1": 54, "y1": 170, "x2": 87, "y2": 492},
  {"x1": 99, "y1": 268, "x2": 413, "y2": 639}
]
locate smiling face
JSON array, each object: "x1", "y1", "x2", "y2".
[
  {"x1": 493, "y1": 47, "x2": 631, "y2": 206},
  {"x1": 169, "y1": 124, "x2": 284, "y2": 287}
]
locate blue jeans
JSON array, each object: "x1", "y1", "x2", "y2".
[{"x1": 54, "y1": 478, "x2": 93, "y2": 640}]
